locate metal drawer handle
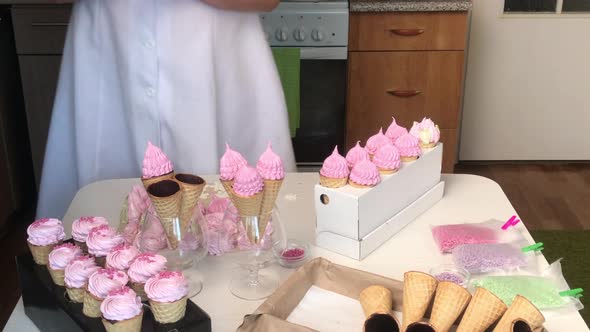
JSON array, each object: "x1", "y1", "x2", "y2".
[
  {"x1": 387, "y1": 89, "x2": 422, "y2": 97},
  {"x1": 389, "y1": 28, "x2": 425, "y2": 36},
  {"x1": 31, "y1": 22, "x2": 68, "y2": 27}
]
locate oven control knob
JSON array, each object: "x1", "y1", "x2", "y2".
[
  {"x1": 293, "y1": 28, "x2": 306, "y2": 41},
  {"x1": 275, "y1": 27, "x2": 289, "y2": 42},
  {"x1": 311, "y1": 28, "x2": 325, "y2": 41}
]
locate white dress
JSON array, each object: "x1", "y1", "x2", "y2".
[{"x1": 36, "y1": 0, "x2": 295, "y2": 219}]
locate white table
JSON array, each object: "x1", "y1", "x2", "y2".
[{"x1": 6, "y1": 174, "x2": 588, "y2": 331}]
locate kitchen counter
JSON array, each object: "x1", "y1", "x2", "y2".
[{"x1": 350, "y1": 0, "x2": 471, "y2": 12}]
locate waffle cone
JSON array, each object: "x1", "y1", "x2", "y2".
[
  {"x1": 493, "y1": 295, "x2": 544, "y2": 332},
  {"x1": 402, "y1": 271, "x2": 438, "y2": 331},
  {"x1": 220, "y1": 179, "x2": 235, "y2": 201},
  {"x1": 174, "y1": 173, "x2": 206, "y2": 234},
  {"x1": 28, "y1": 241, "x2": 57, "y2": 265},
  {"x1": 102, "y1": 311, "x2": 143, "y2": 332},
  {"x1": 150, "y1": 296, "x2": 187, "y2": 324},
  {"x1": 406, "y1": 321, "x2": 436, "y2": 332},
  {"x1": 142, "y1": 172, "x2": 174, "y2": 189},
  {"x1": 348, "y1": 180, "x2": 376, "y2": 189},
  {"x1": 401, "y1": 156, "x2": 419, "y2": 162},
  {"x1": 234, "y1": 191, "x2": 264, "y2": 243},
  {"x1": 259, "y1": 179, "x2": 283, "y2": 236},
  {"x1": 147, "y1": 180, "x2": 182, "y2": 249},
  {"x1": 420, "y1": 142, "x2": 437, "y2": 149},
  {"x1": 47, "y1": 266, "x2": 65, "y2": 286},
  {"x1": 456, "y1": 288, "x2": 507, "y2": 332},
  {"x1": 430, "y1": 281, "x2": 472, "y2": 332},
  {"x1": 360, "y1": 285, "x2": 393, "y2": 317},
  {"x1": 66, "y1": 287, "x2": 86, "y2": 303},
  {"x1": 378, "y1": 168, "x2": 398, "y2": 175},
  {"x1": 130, "y1": 281, "x2": 148, "y2": 302},
  {"x1": 83, "y1": 289, "x2": 103, "y2": 318},
  {"x1": 365, "y1": 313, "x2": 401, "y2": 332},
  {"x1": 319, "y1": 175, "x2": 348, "y2": 188}
]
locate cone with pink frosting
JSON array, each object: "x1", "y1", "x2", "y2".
[
  {"x1": 349, "y1": 159, "x2": 381, "y2": 188},
  {"x1": 319, "y1": 146, "x2": 349, "y2": 188},
  {"x1": 410, "y1": 118, "x2": 441, "y2": 149},
  {"x1": 395, "y1": 132, "x2": 422, "y2": 162},
  {"x1": 64, "y1": 255, "x2": 100, "y2": 303},
  {"x1": 141, "y1": 141, "x2": 174, "y2": 189},
  {"x1": 145, "y1": 271, "x2": 189, "y2": 324},
  {"x1": 47, "y1": 243, "x2": 83, "y2": 286},
  {"x1": 346, "y1": 141, "x2": 370, "y2": 169},
  {"x1": 365, "y1": 128, "x2": 390, "y2": 159},
  {"x1": 147, "y1": 179, "x2": 182, "y2": 249},
  {"x1": 232, "y1": 165, "x2": 265, "y2": 243},
  {"x1": 219, "y1": 143, "x2": 248, "y2": 204},
  {"x1": 127, "y1": 253, "x2": 168, "y2": 302},
  {"x1": 385, "y1": 117, "x2": 408, "y2": 144},
  {"x1": 101, "y1": 286, "x2": 144, "y2": 332},
  {"x1": 72, "y1": 216, "x2": 109, "y2": 252},
  {"x1": 372, "y1": 144, "x2": 401, "y2": 175},
  {"x1": 27, "y1": 218, "x2": 66, "y2": 265},
  {"x1": 83, "y1": 268, "x2": 129, "y2": 318},
  {"x1": 256, "y1": 143, "x2": 285, "y2": 236}
]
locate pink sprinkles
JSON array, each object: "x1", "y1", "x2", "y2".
[
  {"x1": 31, "y1": 218, "x2": 51, "y2": 227},
  {"x1": 71, "y1": 255, "x2": 93, "y2": 263},
  {"x1": 157, "y1": 271, "x2": 182, "y2": 280},
  {"x1": 282, "y1": 248, "x2": 305, "y2": 260},
  {"x1": 109, "y1": 286, "x2": 132, "y2": 297},
  {"x1": 135, "y1": 253, "x2": 157, "y2": 263},
  {"x1": 112, "y1": 243, "x2": 129, "y2": 252},
  {"x1": 79, "y1": 216, "x2": 94, "y2": 222},
  {"x1": 53, "y1": 242, "x2": 79, "y2": 250},
  {"x1": 98, "y1": 268, "x2": 123, "y2": 279}
]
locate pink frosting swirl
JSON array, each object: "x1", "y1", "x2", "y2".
[
  {"x1": 385, "y1": 117, "x2": 408, "y2": 143},
  {"x1": 219, "y1": 143, "x2": 248, "y2": 181},
  {"x1": 72, "y1": 216, "x2": 109, "y2": 243},
  {"x1": 87, "y1": 268, "x2": 129, "y2": 299},
  {"x1": 64, "y1": 255, "x2": 101, "y2": 288},
  {"x1": 373, "y1": 144, "x2": 401, "y2": 171},
  {"x1": 349, "y1": 159, "x2": 381, "y2": 187},
  {"x1": 27, "y1": 218, "x2": 66, "y2": 246},
  {"x1": 256, "y1": 143, "x2": 285, "y2": 180},
  {"x1": 409, "y1": 118, "x2": 441, "y2": 145},
  {"x1": 100, "y1": 286, "x2": 142, "y2": 321},
  {"x1": 48, "y1": 243, "x2": 83, "y2": 270},
  {"x1": 127, "y1": 253, "x2": 167, "y2": 283},
  {"x1": 232, "y1": 166, "x2": 264, "y2": 197},
  {"x1": 345, "y1": 141, "x2": 370, "y2": 169},
  {"x1": 145, "y1": 271, "x2": 189, "y2": 303},
  {"x1": 86, "y1": 225, "x2": 125, "y2": 258},
  {"x1": 106, "y1": 244, "x2": 140, "y2": 271},
  {"x1": 365, "y1": 128, "x2": 391, "y2": 155},
  {"x1": 320, "y1": 146, "x2": 349, "y2": 179},
  {"x1": 395, "y1": 133, "x2": 422, "y2": 158},
  {"x1": 142, "y1": 141, "x2": 173, "y2": 179}
]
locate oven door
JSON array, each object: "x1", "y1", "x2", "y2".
[{"x1": 293, "y1": 47, "x2": 347, "y2": 166}]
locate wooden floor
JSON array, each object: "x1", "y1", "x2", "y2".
[{"x1": 0, "y1": 162, "x2": 589, "y2": 329}]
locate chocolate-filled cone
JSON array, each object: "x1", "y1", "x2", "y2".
[
  {"x1": 147, "y1": 180, "x2": 182, "y2": 249},
  {"x1": 493, "y1": 295, "x2": 544, "y2": 332},
  {"x1": 406, "y1": 321, "x2": 437, "y2": 332},
  {"x1": 174, "y1": 173, "x2": 206, "y2": 234},
  {"x1": 401, "y1": 271, "x2": 438, "y2": 331},
  {"x1": 360, "y1": 286, "x2": 400, "y2": 332},
  {"x1": 142, "y1": 172, "x2": 174, "y2": 190},
  {"x1": 365, "y1": 313, "x2": 401, "y2": 332}
]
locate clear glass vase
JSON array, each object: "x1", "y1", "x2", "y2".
[
  {"x1": 222, "y1": 204, "x2": 287, "y2": 300},
  {"x1": 139, "y1": 205, "x2": 208, "y2": 297}
]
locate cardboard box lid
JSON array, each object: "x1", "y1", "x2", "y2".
[{"x1": 238, "y1": 258, "x2": 403, "y2": 331}]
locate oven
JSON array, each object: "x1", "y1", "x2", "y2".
[{"x1": 260, "y1": 1, "x2": 349, "y2": 167}]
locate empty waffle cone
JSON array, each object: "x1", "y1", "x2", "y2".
[
  {"x1": 150, "y1": 297, "x2": 188, "y2": 324},
  {"x1": 360, "y1": 285, "x2": 393, "y2": 317},
  {"x1": 319, "y1": 175, "x2": 348, "y2": 188},
  {"x1": 147, "y1": 180, "x2": 182, "y2": 249},
  {"x1": 102, "y1": 311, "x2": 143, "y2": 332},
  {"x1": 174, "y1": 173, "x2": 206, "y2": 233},
  {"x1": 493, "y1": 295, "x2": 545, "y2": 332},
  {"x1": 429, "y1": 281, "x2": 472, "y2": 332},
  {"x1": 402, "y1": 271, "x2": 438, "y2": 331},
  {"x1": 142, "y1": 172, "x2": 174, "y2": 189},
  {"x1": 259, "y1": 179, "x2": 283, "y2": 236},
  {"x1": 456, "y1": 288, "x2": 507, "y2": 332}
]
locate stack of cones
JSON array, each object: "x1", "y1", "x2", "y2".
[
  {"x1": 492, "y1": 295, "x2": 545, "y2": 332},
  {"x1": 456, "y1": 288, "x2": 507, "y2": 332},
  {"x1": 359, "y1": 285, "x2": 400, "y2": 332},
  {"x1": 428, "y1": 281, "x2": 472, "y2": 332},
  {"x1": 402, "y1": 271, "x2": 438, "y2": 331}
]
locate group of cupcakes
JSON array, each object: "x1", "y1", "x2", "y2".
[
  {"x1": 26, "y1": 216, "x2": 189, "y2": 331},
  {"x1": 319, "y1": 117, "x2": 440, "y2": 189}
]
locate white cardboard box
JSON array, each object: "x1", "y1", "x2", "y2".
[{"x1": 314, "y1": 144, "x2": 444, "y2": 260}]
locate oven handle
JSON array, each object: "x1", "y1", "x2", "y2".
[{"x1": 297, "y1": 47, "x2": 348, "y2": 60}]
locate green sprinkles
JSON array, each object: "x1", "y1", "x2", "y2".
[{"x1": 473, "y1": 276, "x2": 566, "y2": 309}]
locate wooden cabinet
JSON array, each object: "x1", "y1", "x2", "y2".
[
  {"x1": 346, "y1": 11, "x2": 469, "y2": 173},
  {"x1": 11, "y1": 5, "x2": 71, "y2": 188}
]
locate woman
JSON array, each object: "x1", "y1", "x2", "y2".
[{"x1": 37, "y1": 0, "x2": 295, "y2": 218}]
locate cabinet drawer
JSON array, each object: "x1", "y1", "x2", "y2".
[
  {"x1": 349, "y1": 12, "x2": 468, "y2": 51},
  {"x1": 346, "y1": 51, "x2": 464, "y2": 147},
  {"x1": 12, "y1": 5, "x2": 72, "y2": 55}
]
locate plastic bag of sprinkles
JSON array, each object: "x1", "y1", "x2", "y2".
[
  {"x1": 453, "y1": 242, "x2": 539, "y2": 274},
  {"x1": 431, "y1": 218, "x2": 526, "y2": 253}
]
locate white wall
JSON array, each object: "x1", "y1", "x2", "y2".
[{"x1": 460, "y1": 0, "x2": 590, "y2": 160}]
